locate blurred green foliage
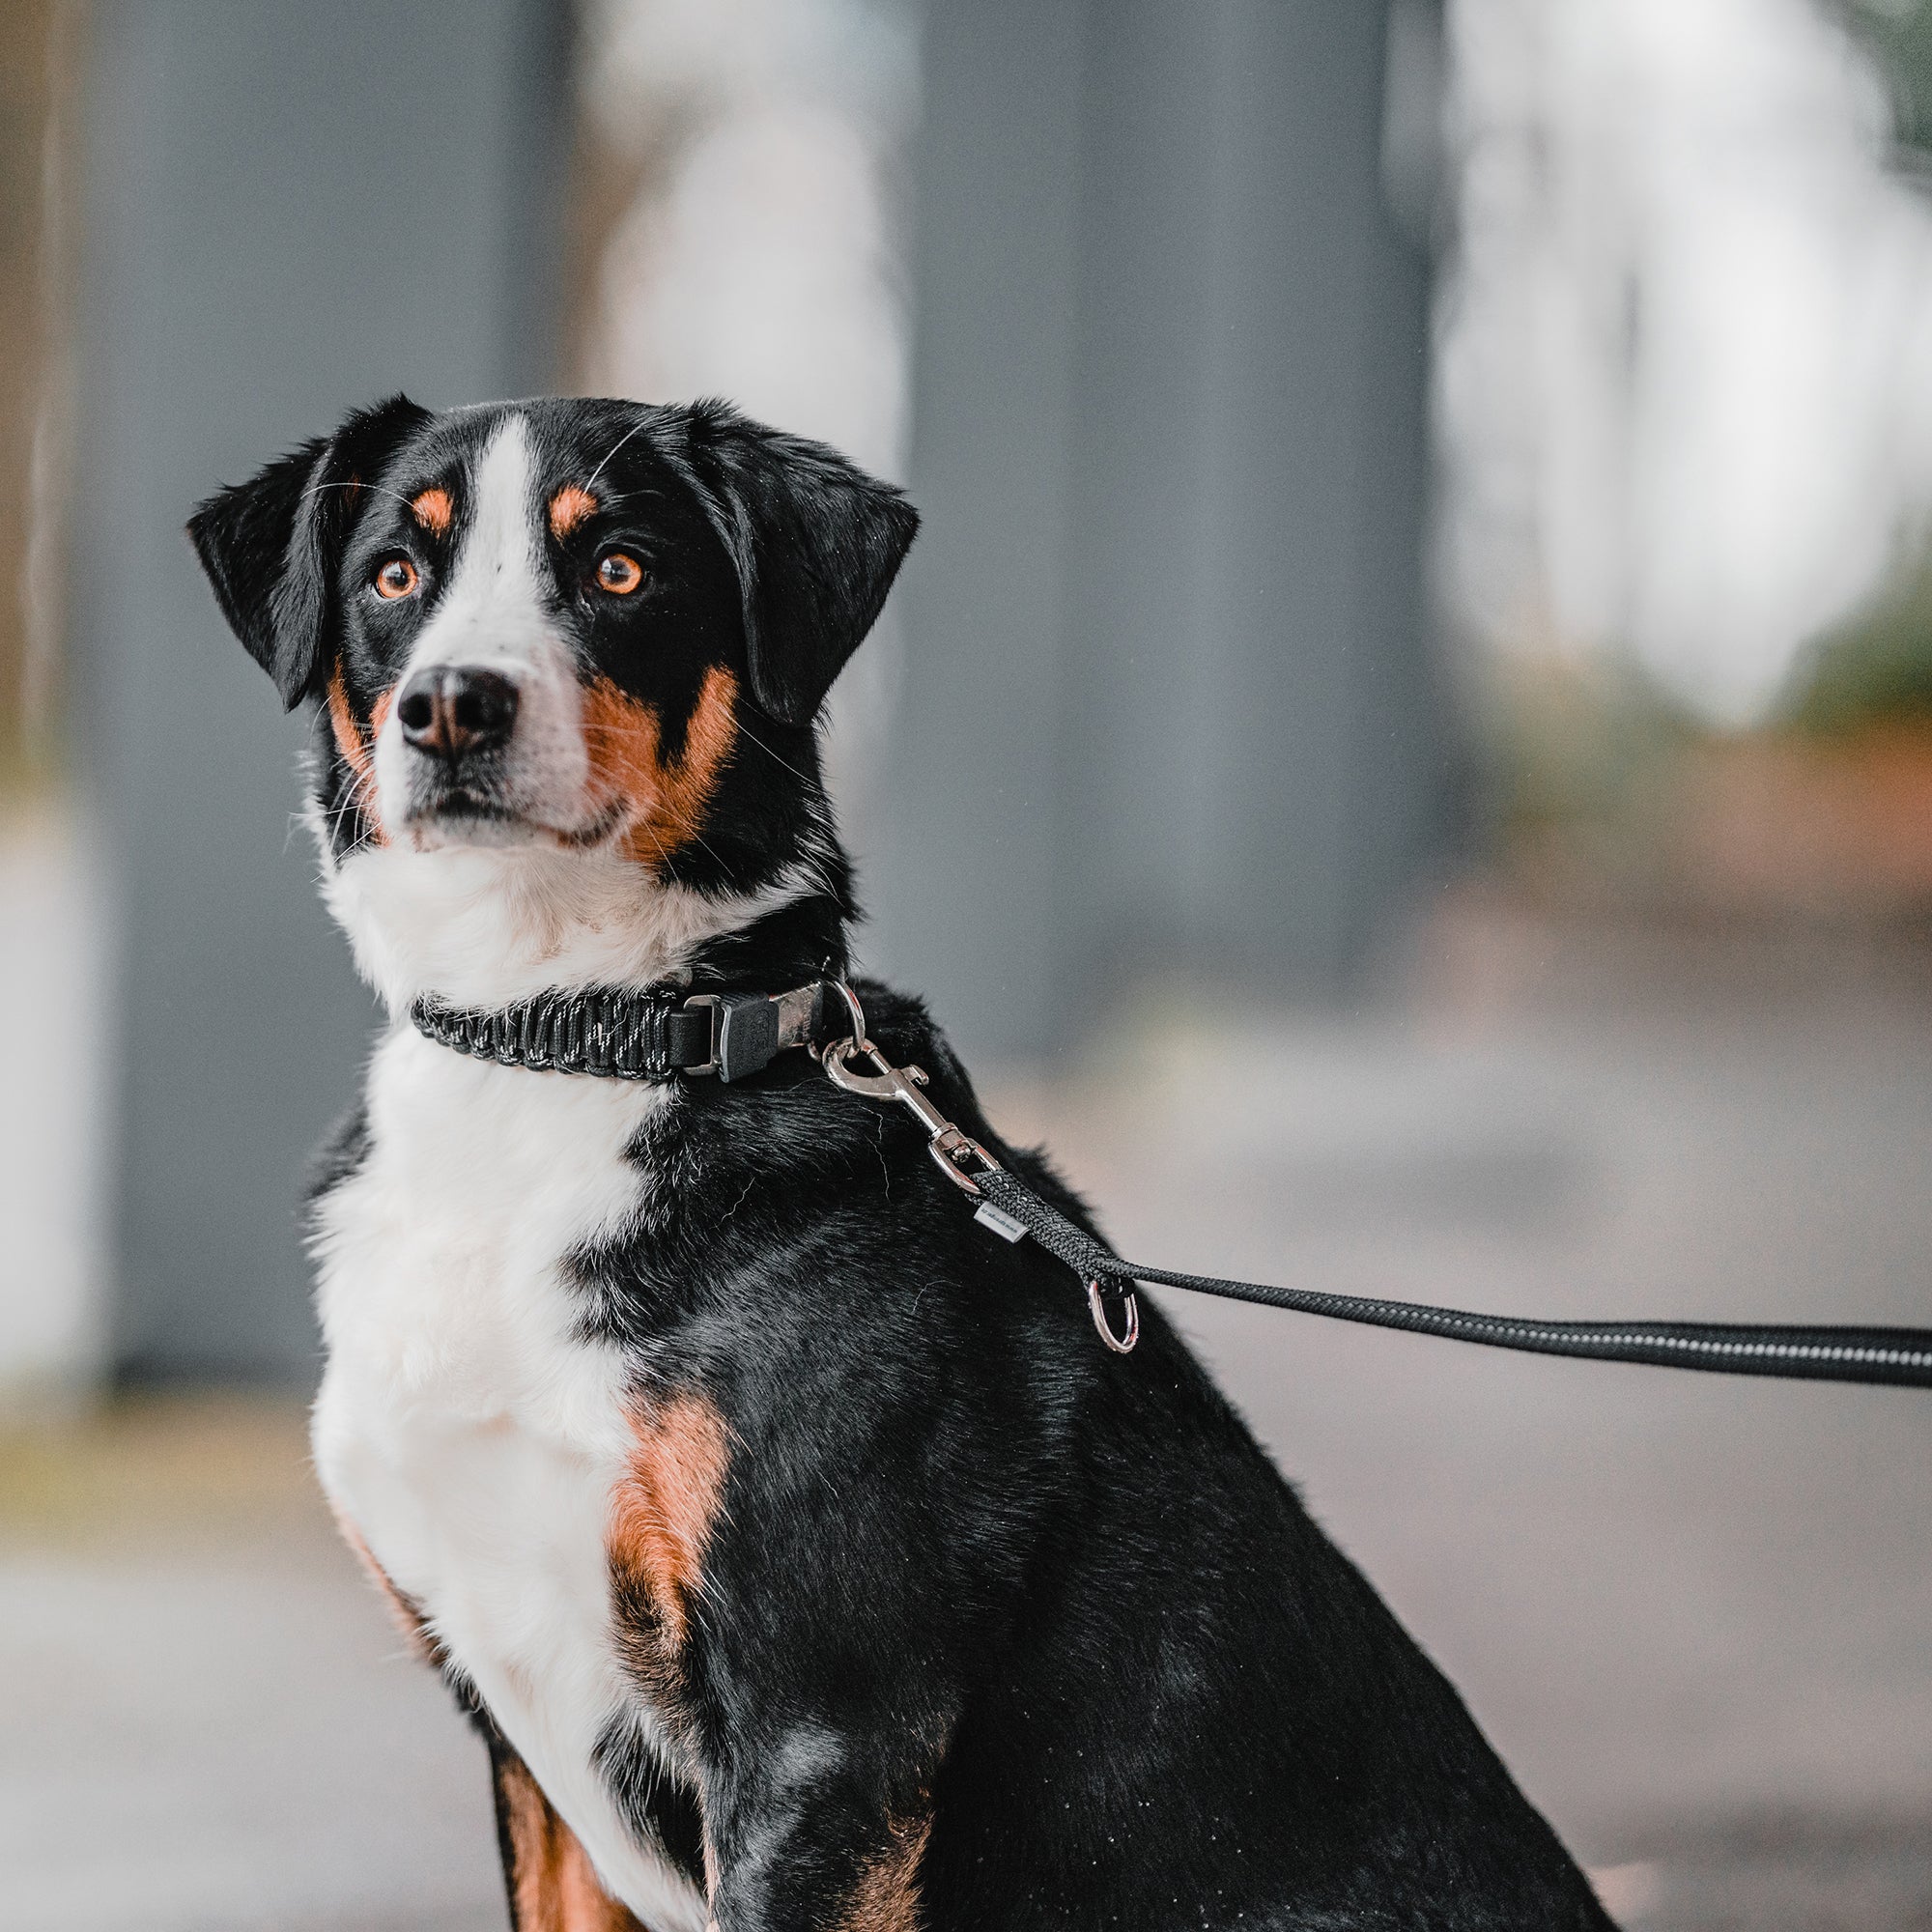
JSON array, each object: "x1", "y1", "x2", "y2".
[
  {"x1": 1487, "y1": 651, "x2": 1699, "y2": 858},
  {"x1": 1791, "y1": 5, "x2": 1932, "y2": 736},
  {"x1": 1781, "y1": 551, "x2": 1932, "y2": 735},
  {"x1": 1843, "y1": 0, "x2": 1932, "y2": 154}
]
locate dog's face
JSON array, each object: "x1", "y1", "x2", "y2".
[{"x1": 189, "y1": 395, "x2": 915, "y2": 1003}]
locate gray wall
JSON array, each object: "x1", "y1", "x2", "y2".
[
  {"x1": 868, "y1": 0, "x2": 1446, "y2": 1062},
  {"x1": 77, "y1": 0, "x2": 566, "y2": 1380}
]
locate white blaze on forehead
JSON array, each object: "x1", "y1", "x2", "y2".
[
  {"x1": 370, "y1": 410, "x2": 591, "y2": 840},
  {"x1": 411, "y1": 412, "x2": 546, "y2": 673}
]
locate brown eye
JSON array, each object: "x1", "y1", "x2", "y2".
[
  {"x1": 373, "y1": 556, "x2": 419, "y2": 601},
  {"x1": 596, "y1": 552, "x2": 644, "y2": 596}
]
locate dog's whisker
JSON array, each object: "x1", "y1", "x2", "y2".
[
  {"x1": 301, "y1": 479, "x2": 417, "y2": 510},
  {"x1": 730, "y1": 712, "x2": 814, "y2": 786},
  {"x1": 582, "y1": 415, "x2": 654, "y2": 494}
]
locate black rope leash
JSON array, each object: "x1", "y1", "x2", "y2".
[
  {"x1": 970, "y1": 1169, "x2": 1932, "y2": 1390},
  {"x1": 410, "y1": 976, "x2": 1932, "y2": 1389},
  {"x1": 811, "y1": 986, "x2": 1932, "y2": 1389}
]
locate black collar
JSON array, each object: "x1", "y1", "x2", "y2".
[{"x1": 411, "y1": 980, "x2": 838, "y2": 1085}]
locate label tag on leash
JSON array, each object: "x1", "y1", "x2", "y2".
[{"x1": 973, "y1": 1200, "x2": 1029, "y2": 1243}]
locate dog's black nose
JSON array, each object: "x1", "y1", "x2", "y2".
[{"x1": 396, "y1": 667, "x2": 519, "y2": 761}]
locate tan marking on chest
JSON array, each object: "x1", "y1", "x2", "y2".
[
  {"x1": 327, "y1": 670, "x2": 392, "y2": 843},
  {"x1": 836, "y1": 1815, "x2": 932, "y2": 1932},
  {"x1": 497, "y1": 1746, "x2": 646, "y2": 1931},
  {"x1": 332, "y1": 1510, "x2": 442, "y2": 1664},
  {"x1": 608, "y1": 1393, "x2": 730, "y2": 1652},
  {"x1": 581, "y1": 667, "x2": 739, "y2": 870}
]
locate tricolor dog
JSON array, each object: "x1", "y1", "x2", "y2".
[{"x1": 189, "y1": 395, "x2": 1614, "y2": 1931}]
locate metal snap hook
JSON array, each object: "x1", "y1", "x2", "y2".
[
  {"x1": 1087, "y1": 1279, "x2": 1140, "y2": 1353},
  {"x1": 819, "y1": 985, "x2": 1007, "y2": 1202}
]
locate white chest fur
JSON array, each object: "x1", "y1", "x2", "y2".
[{"x1": 310, "y1": 1028, "x2": 708, "y2": 1932}]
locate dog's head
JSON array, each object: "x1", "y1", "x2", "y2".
[{"x1": 188, "y1": 396, "x2": 916, "y2": 1006}]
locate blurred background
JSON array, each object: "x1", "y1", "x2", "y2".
[{"x1": 4, "y1": 0, "x2": 1932, "y2": 1926}]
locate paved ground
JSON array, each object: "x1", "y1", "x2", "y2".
[
  {"x1": 0, "y1": 1400, "x2": 503, "y2": 1932},
  {"x1": 1023, "y1": 930, "x2": 1932, "y2": 1929},
  {"x1": 4, "y1": 917, "x2": 1931, "y2": 1928}
]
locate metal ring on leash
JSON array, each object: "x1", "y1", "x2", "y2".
[
  {"x1": 829, "y1": 980, "x2": 871, "y2": 1057},
  {"x1": 1088, "y1": 1279, "x2": 1140, "y2": 1353}
]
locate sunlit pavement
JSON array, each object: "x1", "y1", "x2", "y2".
[{"x1": 5, "y1": 925, "x2": 1931, "y2": 1929}]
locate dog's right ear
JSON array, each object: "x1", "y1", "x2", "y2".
[{"x1": 187, "y1": 394, "x2": 430, "y2": 709}]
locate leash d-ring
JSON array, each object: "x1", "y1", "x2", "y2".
[
  {"x1": 1088, "y1": 1279, "x2": 1140, "y2": 1353},
  {"x1": 828, "y1": 980, "x2": 871, "y2": 1058}
]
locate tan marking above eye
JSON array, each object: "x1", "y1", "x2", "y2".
[
  {"x1": 549, "y1": 483, "x2": 598, "y2": 540},
  {"x1": 373, "y1": 556, "x2": 419, "y2": 600},
  {"x1": 409, "y1": 487, "x2": 452, "y2": 535},
  {"x1": 596, "y1": 552, "x2": 643, "y2": 595}
]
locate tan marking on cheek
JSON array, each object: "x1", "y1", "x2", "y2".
[
  {"x1": 327, "y1": 668, "x2": 390, "y2": 846},
  {"x1": 549, "y1": 483, "x2": 598, "y2": 540},
  {"x1": 608, "y1": 1393, "x2": 730, "y2": 1650},
  {"x1": 410, "y1": 486, "x2": 453, "y2": 535},
  {"x1": 496, "y1": 1749, "x2": 644, "y2": 1931},
  {"x1": 836, "y1": 1816, "x2": 933, "y2": 1932},
  {"x1": 581, "y1": 666, "x2": 740, "y2": 870}
]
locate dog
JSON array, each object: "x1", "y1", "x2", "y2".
[{"x1": 188, "y1": 394, "x2": 1615, "y2": 1931}]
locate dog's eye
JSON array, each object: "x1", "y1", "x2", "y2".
[
  {"x1": 595, "y1": 552, "x2": 644, "y2": 596},
  {"x1": 373, "y1": 557, "x2": 420, "y2": 602}
]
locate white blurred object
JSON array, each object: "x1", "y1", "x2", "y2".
[
  {"x1": 574, "y1": 0, "x2": 920, "y2": 838},
  {"x1": 0, "y1": 805, "x2": 108, "y2": 1406},
  {"x1": 1439, "y1": 0, "x2": 1932, "y2": 723},
  {"x1": 595, "y1": 104, "x2": 905, "y2": 478}
]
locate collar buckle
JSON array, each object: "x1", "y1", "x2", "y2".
[{"x1": 682, "y1": 982, "x2": 829, "y2": 1083}]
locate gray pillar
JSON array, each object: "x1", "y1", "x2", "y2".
[
  {"x1": 859, "y1": 0, "x2": 1090, "y2": 1060},
  {"x1": 870, "y1": 0, "x2": 1445, "y2": 1061},
  {"x1": 74, "y1": 0, "x2": 567, "y2": 1381}
]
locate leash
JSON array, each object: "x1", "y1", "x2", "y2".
[
  {"x1": 412, "y1": 978, "x2": 1932, "y2": 1390},
  {"x1": 813, "y1": 986, "x2": 1932, "y2": 1389}
]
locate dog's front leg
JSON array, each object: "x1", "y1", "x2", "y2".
[
  {"x1": 488, "y1": 1728, "x2": 645, "y2": 1932},
  {"x1": 698, "y1": 1742, "x2": 933, "y2": 1932}
]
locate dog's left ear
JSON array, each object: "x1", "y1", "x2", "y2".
[
  {"x1": 686, "y1": 403, "x2": 920, "y2": 728},
  {"x1": 187, "y1": 394, "x2": 431, "y2": 709}
]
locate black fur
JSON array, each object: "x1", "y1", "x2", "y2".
[
  {"x1": 191, "y1": 397, "x2": 1614, "y2": 1930},
  {"x1": 564, "y1": 983, "x2": 1613, "y2": 1929},
  {"x1": 677, "y1": 404, "x2": 923, "y2": 727},
  {"x1": 189, "y1": 396, "x2": 432, "y2": 708}
]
